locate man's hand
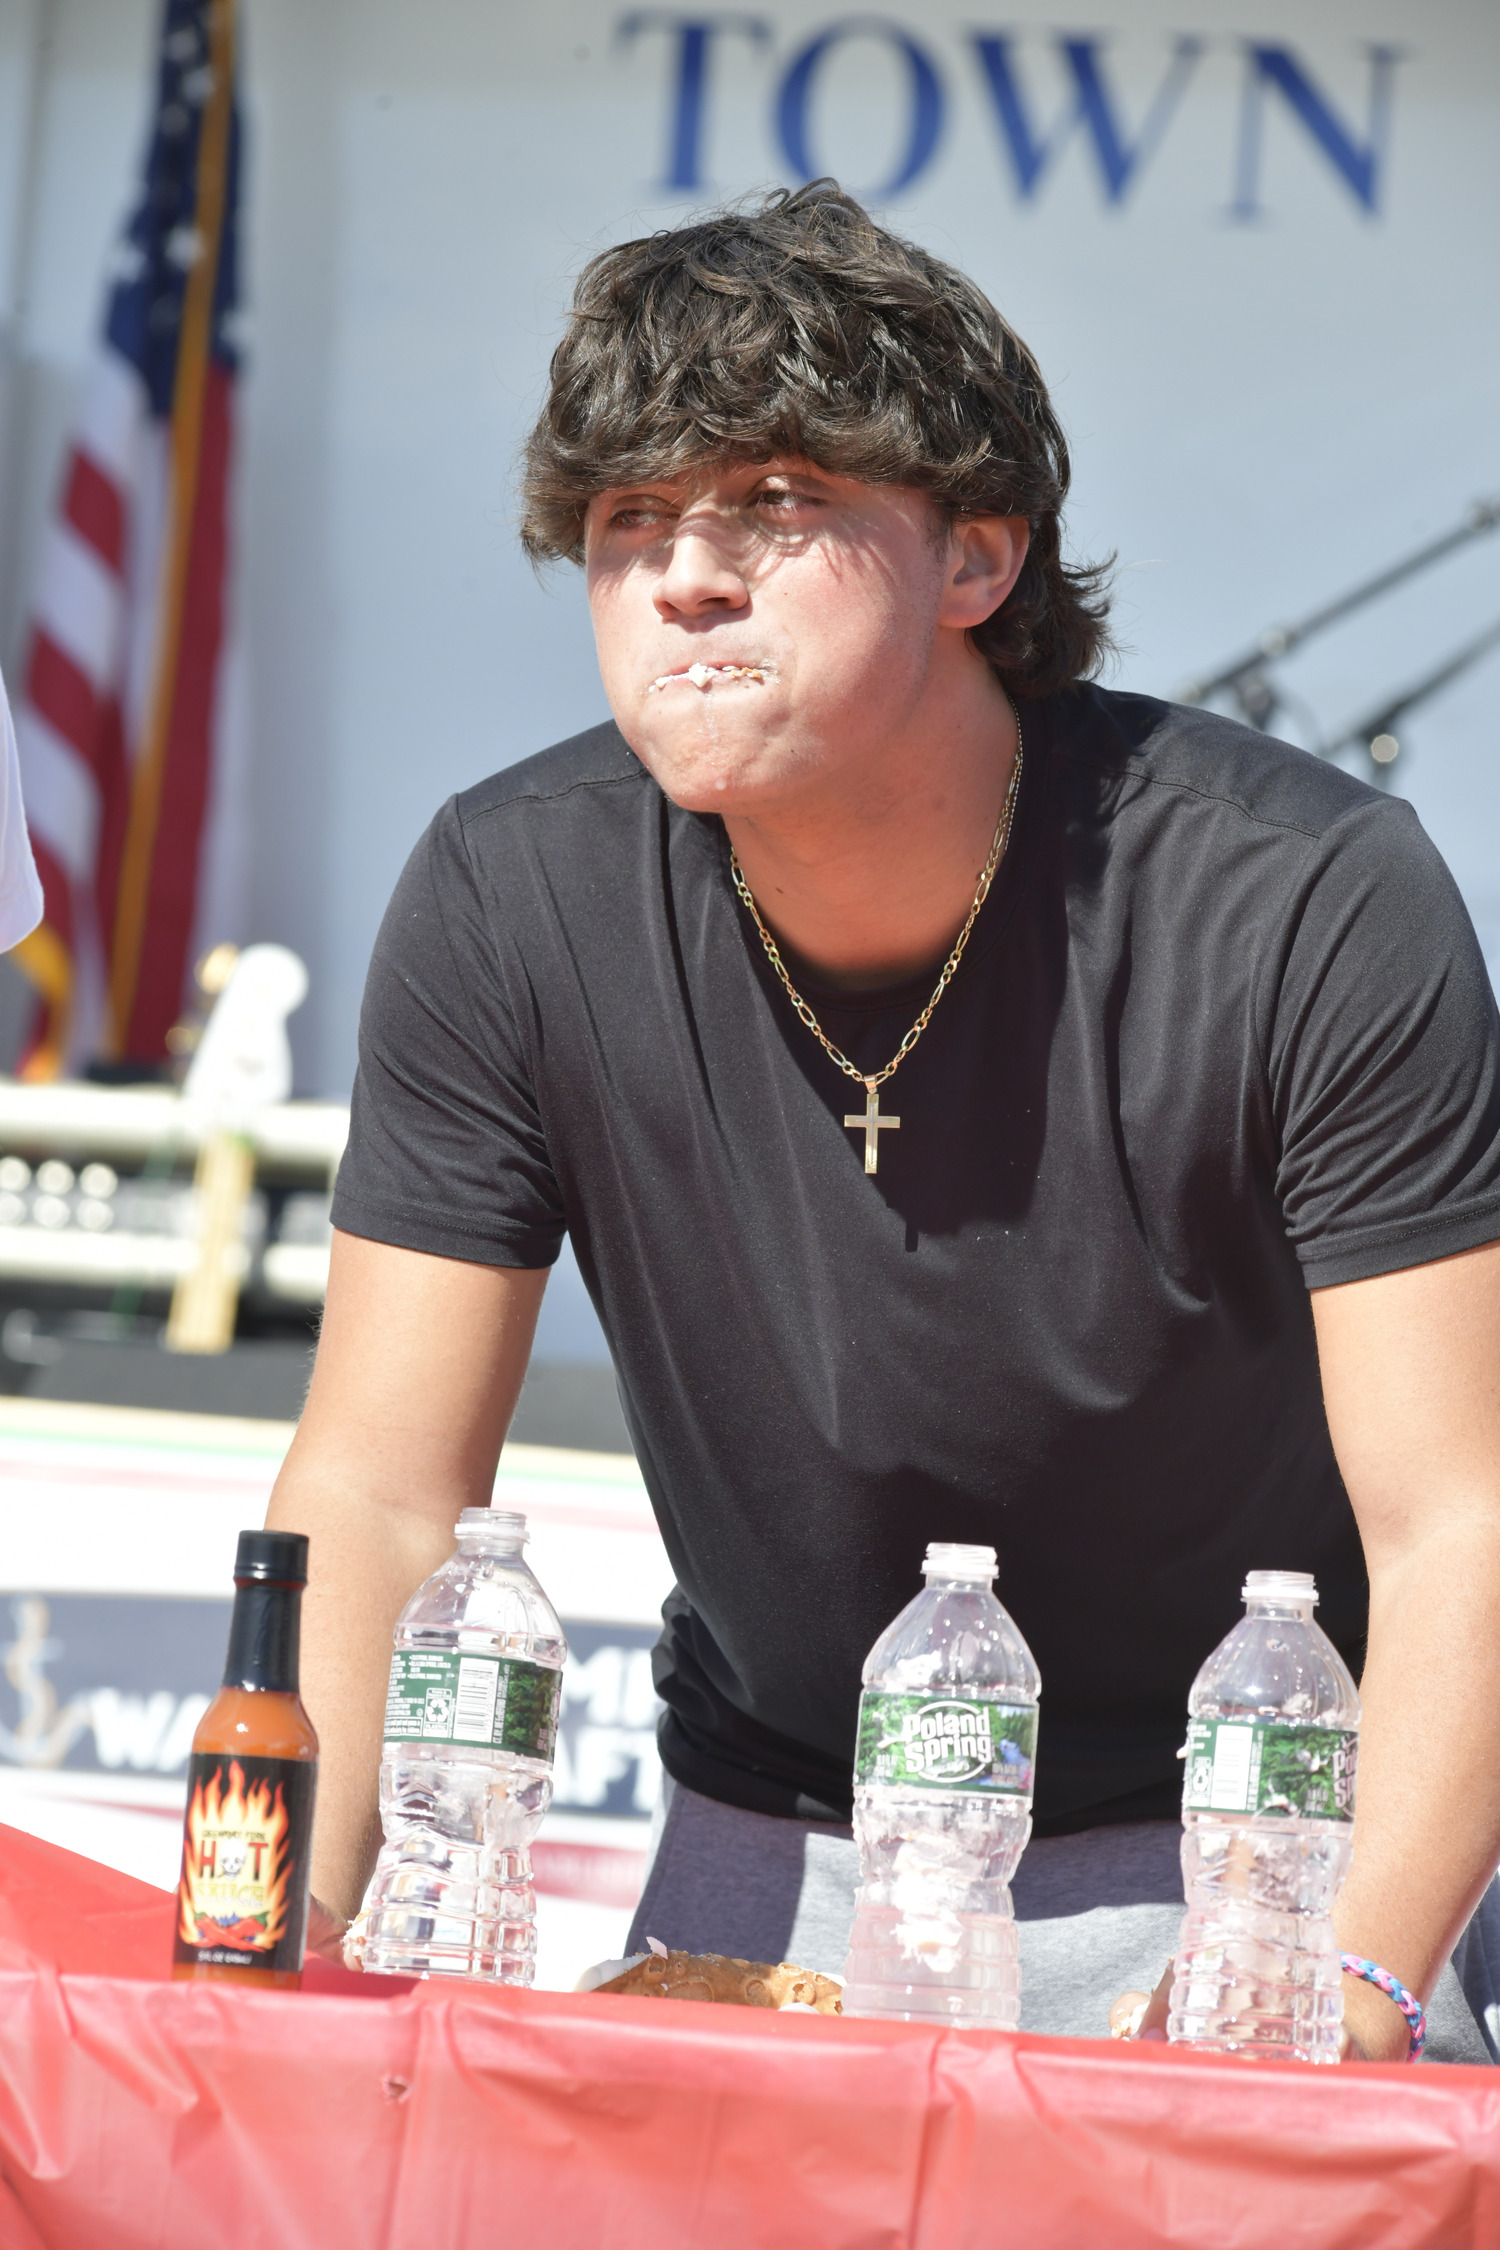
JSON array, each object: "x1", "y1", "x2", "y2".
[
  {"x1": 305, "y1": 1894, "x2": 355, "y2": 1968},
  {"x1": 1108, "y1": 1245, "x2": 1500, "y2": 2065},
  {"x1": 1333, "y1": 1973, "x2": 1406, "y2": 2064},
  {"x1": 1110, "y1": 1964, "x2": 1168, "y2": 2043},
  {"x1": 1108, "y1": 1962, "x2": 1398, "y2": 2060}
]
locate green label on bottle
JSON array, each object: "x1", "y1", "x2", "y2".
[
  {"x1": 383, "y1": 1650, "x2": 561, "y2": 1762},
  {"x1": 855, "y1": 1692, "x2": 1038, "y2": 1794},
  {"x1": 1181, "y1": 1719, "x2": 1356, "y2": 1821}
]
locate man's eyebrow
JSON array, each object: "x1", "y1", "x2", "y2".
[
  {"x1": 593, "y1": 484, "x2": 680, "y2": 507},
  {"x1": 746, "y1": 467, "x2": 843, "y2": 498},
  {"x1": 591, "y1": 464, "x2": 831, "y2": 513}
]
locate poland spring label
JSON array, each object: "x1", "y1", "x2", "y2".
[
  {"x1": 856, "y1": 1692, "x2": 1038, "y2": 1794},
  {"x1": 384, "y1": 1650, "x2": 561, "y2": 1762},
  {"x1": 1182, "y1": 1720, "x2": 1356, "y2": 1821}
]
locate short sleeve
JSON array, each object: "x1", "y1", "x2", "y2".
[
  {"x1": 330, "y1": 798, "x2": 566, "y2": 1268},
  {"x1": 1267, "y1": 795, "x2": 1500, "y2": 1288}
]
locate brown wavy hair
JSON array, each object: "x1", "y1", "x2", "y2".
[{"x1": 521, "y1": 182, "x2": 1112, "y2": 699}]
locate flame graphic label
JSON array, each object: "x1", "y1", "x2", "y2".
[{"x1": 174, "y1": 1753, "x2": 316, "y2": 1974}]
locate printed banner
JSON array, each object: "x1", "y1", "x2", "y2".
[{"x1": 0, "y1": 1595, "x2": 657, "y2": 1819}]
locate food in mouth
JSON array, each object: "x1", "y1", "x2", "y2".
[
  {"x1": 579, "y1": 1944, "x2": 844, "y2": 2012},
  {"x1": 648, "y1": 663, "x2": 770, "y2": 693}
]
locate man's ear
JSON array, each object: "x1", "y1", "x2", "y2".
[{"x1": 940, "y1": 516, "x2": 1029, "y2": 633}]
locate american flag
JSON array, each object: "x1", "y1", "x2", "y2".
[{"x1": 11, "y1": 0, "x2": 243, "y2": 1078}]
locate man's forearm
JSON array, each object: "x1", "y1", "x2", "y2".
[
  {"x1": 1334, "y1": 1518, "x2": 1500, "y2": 2056},
  {"x1": 1310, "y1": 1244, "x2": 1500, "y2": 2059},
  {"x1": 263, "y1": 1237, "x2": 546, "y2": 1919},
  {"x1": 266, "y1": 1450, "x2": 461, "y2": 1917}
]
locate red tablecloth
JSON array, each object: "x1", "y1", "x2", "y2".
[{"x1": 1, "y1": 1823, "x2": 1497, "y2": 2250}]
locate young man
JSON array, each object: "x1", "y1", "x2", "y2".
[{"x1": 270, "y1": 184, "x2": 1500, "y2": 2062}]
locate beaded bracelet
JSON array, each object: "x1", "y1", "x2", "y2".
[{"x1": 1339, "y1": 1953, "x2": 1426, "y2": 2062}]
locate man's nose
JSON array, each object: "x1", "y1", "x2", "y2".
[{"x1": 654, "y1": 520, "x2": 749, "y2": 619}]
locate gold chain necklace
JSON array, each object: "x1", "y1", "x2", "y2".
[{"x1": 729, "y1": 715, "x2": 1024, "y2": 1176}]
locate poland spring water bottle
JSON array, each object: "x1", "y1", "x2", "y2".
[
  {"x1": 1167, "y1": 1569, "x2": 1359, "y2": 2063},
  {"x1": 841, "y1": 1542, "x2": 1041, "y2": 2026},
  {"x1": 362, "y1": 1508, "x2": 565, "y2": 1982}
]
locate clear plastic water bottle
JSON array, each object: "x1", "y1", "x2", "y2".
[
  {"x1": 841, "y1": 1542, "x2": 1041, "y2": 2027},
  {"x1": 362, "y1": 1508, "x2": 565, "y2": 1982},
  {"x1": 1167, "y1": 1569, "x2": 1359, "y2": 2063}
]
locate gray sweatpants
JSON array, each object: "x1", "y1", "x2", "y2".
[{"x1": 625, "y1": 1778, "x2": 1497, "y2": 2065}]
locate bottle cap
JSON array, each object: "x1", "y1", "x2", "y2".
[
  {"x1": 922, "y1": 1542, "x2": 997, "y2": 1583},
  {"x1": 1243, "y1": 1568, "x2": 1318, "y2": 1605},
  {"x1": 233, "y1": 1529, "x2": 309, "y2": 1585},
  {"x1": 456, "y1": 1507, "x2": 527, "y2": 1543}
]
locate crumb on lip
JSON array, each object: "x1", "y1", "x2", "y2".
[{"x1": 648, "y1": 663, "x2": 770, "y2": 693}]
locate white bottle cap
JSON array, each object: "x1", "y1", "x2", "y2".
[
  {"x1": 457, "y1": 1507, "x2": 527, "y2": 1543},
  {"x1": 922, "y1": 1542, "x2": 997, "y2": 1583},
  {"x1": 1242, "y1": 1568, "x2": 1317, "y2": 1605}
]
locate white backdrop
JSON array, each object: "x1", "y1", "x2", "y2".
[{"x1": 0, "y1": 0, "x2": 1496, "y2": 1094}]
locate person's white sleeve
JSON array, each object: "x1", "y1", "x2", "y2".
[{"x1": 0, "y1": 664, "x2": 44, "y2": 952}]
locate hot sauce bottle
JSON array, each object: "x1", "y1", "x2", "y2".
[{"x1": 173, "y1": 1530, "x2": 318, "y2": 1990}]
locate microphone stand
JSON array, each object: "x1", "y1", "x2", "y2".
[
  {"x1": 1321, "y1": 615, "x2": 1500, "y2": 787},
  {"x1": 1179, "y1": 496, "x2": 1500, "y2": 749}
]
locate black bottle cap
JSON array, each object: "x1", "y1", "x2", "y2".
[{"x1": 233, "y1": 1530, "x2": 309, "y2": 1585}]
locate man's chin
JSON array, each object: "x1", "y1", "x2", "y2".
[
  {"x1": 657, "y1": 779, "x2": 760, "y2": 817},
  {"x1": 623, "y1": 739, "x2": 792, "y2": 817}
]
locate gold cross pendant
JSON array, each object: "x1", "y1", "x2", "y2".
[{"x1": 844, "y1": 1082, "x2": 900, "y2": 1175}]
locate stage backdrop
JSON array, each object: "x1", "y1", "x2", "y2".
[{"x1": 0, "y1": 0, "x2": 1496, "y2": 1093}]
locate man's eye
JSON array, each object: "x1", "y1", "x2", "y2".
[
  {"x1": 609, "y1": 503, "x2": 670, "y2": 529},
  {"x1": 749, "y1": 486, "x2": 824, "y2": 519}
]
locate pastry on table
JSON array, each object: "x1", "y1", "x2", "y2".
[{"x1": 577, "y1": 1937, "x2": 843, "y2": 2013}]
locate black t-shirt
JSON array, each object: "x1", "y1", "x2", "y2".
[{"x1": 333, "y1": 686, "x2": 1500, "y2": 1832}]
